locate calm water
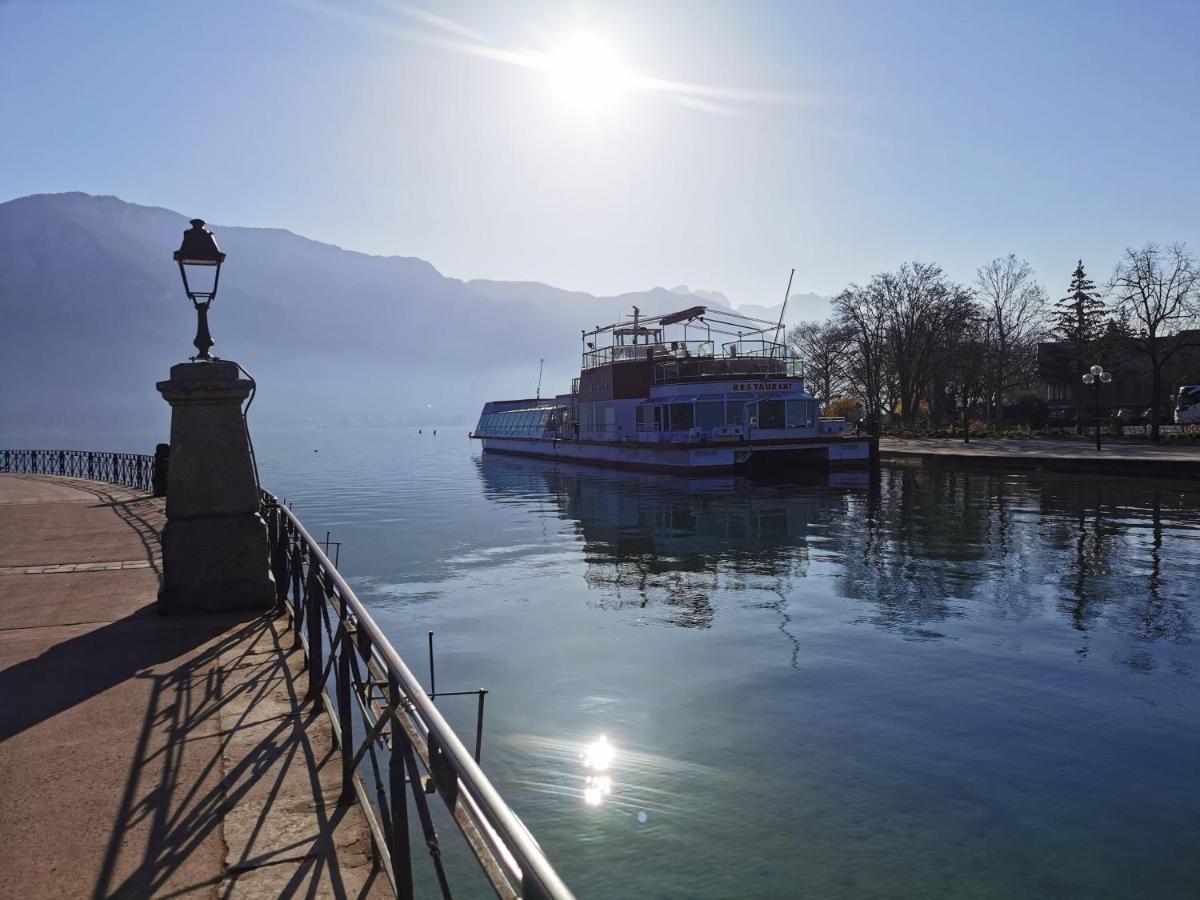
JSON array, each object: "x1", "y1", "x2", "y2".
[{"x1": 255, "y1": 430, "x2": 1197, "y2": 898}]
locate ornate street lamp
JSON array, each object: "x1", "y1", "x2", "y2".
[
  {"x1": 1082, "y1": 364, "x2": 1113, "y2": 451},
  {"x1": 173, "y1": 218, "x2": 226, "y2": 361}
]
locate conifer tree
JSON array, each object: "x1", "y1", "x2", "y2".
[
  {"x1": 1049, "y1": 261, "x2": 1106, "y2": 432},
  {"x1": 1050, "y1": 260, "x2": 1106, "y2": 349}
]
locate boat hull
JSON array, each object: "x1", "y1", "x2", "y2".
[{"x1": 476, "y1": 435, "x2": 875, "y2": 473}]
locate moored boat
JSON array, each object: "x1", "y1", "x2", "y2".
[{"x1": 471, "y1": 305, "x2": 874, "y2": 473}]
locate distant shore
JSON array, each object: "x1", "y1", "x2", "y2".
[{"x1": 878, "y1": 437, "x2": 1200, "y2": 479}]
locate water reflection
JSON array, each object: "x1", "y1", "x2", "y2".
[
  {"x1": 475, "y1": 454, "x2": 1200, "y2": 672},
  {"x1": 581, "y1": 734, "x2": 616, "y2": 806}
]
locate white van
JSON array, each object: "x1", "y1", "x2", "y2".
[{"x1": 1175, "y1": 385, "x2": 1200, "y2": 425}]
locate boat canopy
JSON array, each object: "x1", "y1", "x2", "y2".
[{"x1": 658, "y1": 305, "x2": 707, "y2": 326}]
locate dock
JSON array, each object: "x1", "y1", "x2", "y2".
[
  {"x1": 0, "y1": 474, "x2": 385, "y2": 898},
  {"x1": 879, "y1": 437, "x2": 1200, "y2": 478}
]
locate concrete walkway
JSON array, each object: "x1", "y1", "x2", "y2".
[
  {"x1": 880, "y1": 437, "x2": 1200, "y2": 477},
  {"x1": 0, "y1": 475, "x2": 387, "y2": 899}
]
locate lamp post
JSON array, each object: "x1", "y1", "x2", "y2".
[
  {"x1": 173, "y1": 219, "x2": 226, "y2": 361},
  {"x1": 157, "y1": 217, "x2": 273, "y2": 613},
  {"x1": 1081, "y1": 364, "x2": 1113, "y2": 451}
]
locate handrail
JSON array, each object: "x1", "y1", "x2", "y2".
[
  {"x1": 0, "y1": 448, "x2": 166, "y2": 495},
  {"x1": 263, "y1": 490, "x2": 574, "y2": 900}
]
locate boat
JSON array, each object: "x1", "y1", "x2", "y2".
[{"x1": 470, "y1": 305, "x2": 875, "y2": 473}]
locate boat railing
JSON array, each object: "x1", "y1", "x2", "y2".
[
  {"x1": 582, "y1": 340, "x2": 722, "y2": 370},
  {"x1": 653, "y1": 356, "x2": 800, "y2": 384},
  {"x1": 719, "y1": 339, "x2": 790, "y2": 359}
]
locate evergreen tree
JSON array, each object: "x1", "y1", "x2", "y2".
[
  {"x1": 1049, "y1": 261, "x2": 1106, "y2": 432},
  {"x1": 1050, "y1": 260, "x2": 1106, "y2": 349}
]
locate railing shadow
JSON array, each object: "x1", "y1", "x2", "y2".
[
  {"x1": 43, "y1": 477, "x2": 165, "y2": 576},
  {"x1": 93, "y1": 612, "x2": 383, "y2": 898}
]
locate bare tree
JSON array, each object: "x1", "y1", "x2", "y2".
[
  {"x1": 943, "y1": 309, "x2": 991, "y2": 438},
  {"x1": 787, "y1": 320, "x2": 851, "y2": 407},
  {"x1": 878, "y1": 262, "x2": 975, "y2": 423},
  {"x1": 975, "y1": 255, "x2": 1047, "y2": 423},
  {"x1": 833, "y1": 284, "x2": 890, "y2": 427},
  {"x1": 1110, "y1": 243, "x2": 1200, "y2": 440}
]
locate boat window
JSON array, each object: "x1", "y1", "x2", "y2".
[
  {"x1": 696, "y1": 401, "x2": 724, "y2": 428},
  {"x1": 758, "y1": 399, "x2": 786, "y2": 429},
  {"x1": 786, "y1": 400, "x2": 812, "y2": 428},
  {"x1": 669, "y1": 403, "x2": 694, "y2": 431},
  {"x1": 725, "y1": 400, "x2": 746, "y2": 425}
]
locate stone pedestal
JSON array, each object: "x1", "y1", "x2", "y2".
[{"x1": 156, "y1": 361, "x2": 275, "y2": 613}]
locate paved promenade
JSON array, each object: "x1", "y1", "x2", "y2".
[
  {"x1": 0, "y1": 475, "x2": 386, "y2": 898},
  {"x1": 880, "y1": 437, "x2": 1200, "y2": 477}
]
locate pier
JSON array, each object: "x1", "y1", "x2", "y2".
[
  {"x1": 879, "y1": 437, "x2": 1200, "y2": 478},
  {"x1": 0, "y1": 473, "x2": 384, "y2": 897},
  {"x1": 0, "y1": 453, "x2": 573, "y2": 899}
]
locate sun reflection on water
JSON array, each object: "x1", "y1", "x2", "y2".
[{"x1": 582, "y1": 735, "x2": 616, "y2": 806}]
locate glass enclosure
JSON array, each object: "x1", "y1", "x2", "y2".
[{"x1": 475, "y1": 406, "x2": 563, "y2": 438}]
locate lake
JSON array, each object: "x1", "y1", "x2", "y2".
[{"x1": 250, "y1": 430, "x2": 1200, "y2": 896}]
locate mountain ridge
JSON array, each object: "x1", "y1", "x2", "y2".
[{"x1": 0, "y1": 192, "x2": 832, "y2": 434}]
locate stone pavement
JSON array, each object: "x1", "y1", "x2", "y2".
[
  {"x1": 0, "y1": 474, "x2": 388, "y2": 899},
  {"x1": 879, "y1": 437, "x2": 1200, "y2": 477}
]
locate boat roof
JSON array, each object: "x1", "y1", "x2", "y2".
[{"x1": 585, "y1": 304, "x2": 782, "y2": 342}]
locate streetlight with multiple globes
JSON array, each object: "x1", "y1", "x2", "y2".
[
  {"x1": 173, "y1": 219, "x2": 226, "y2": 361},
  {"x1": 1081, "y1": 364, "x2": 1113, "y2": 451}
]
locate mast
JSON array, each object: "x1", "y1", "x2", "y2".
[
  {"x1": 774, "y1": 268, "x2": 796, "y2": 345},
  {"x1": 536, "y1": 358, "x2": 544, "y2": 400}
]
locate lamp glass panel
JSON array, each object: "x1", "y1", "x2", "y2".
[{"x1": 181, "y1": 261, "x2": 219, "y2": 298}]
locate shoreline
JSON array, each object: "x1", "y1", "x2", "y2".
[{"x1": 879, "y1": 437, "x2": 1200, "y2": 479}]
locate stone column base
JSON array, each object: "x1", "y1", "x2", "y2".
[{"x1": 158, "y1": 513, "x2": 276, "y2": 613}]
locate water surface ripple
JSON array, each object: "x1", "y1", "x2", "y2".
[{"x1": 256, "y1": 429, "x2": 1200, "y2": 899}]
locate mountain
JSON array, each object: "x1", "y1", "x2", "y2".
[{"x1": 0, "y1": 192, "x2": 832, "y2": 436}]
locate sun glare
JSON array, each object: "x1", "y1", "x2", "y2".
[{"x1": 544, "y1": 33, "x2": 629, "y2": 113}]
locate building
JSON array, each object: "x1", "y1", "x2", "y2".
[{"x1": 1038, "y1": 330, "x2": 1200, "y2": 425}]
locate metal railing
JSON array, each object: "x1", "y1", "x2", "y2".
[
  {"x1": 0, "y1": 448, "x2": 166, "y2": 495},
  {"x1": 262, "y1": 490, "x2": 574, "y2": 900}
]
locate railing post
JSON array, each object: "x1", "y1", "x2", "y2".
[
  {"x1": 152, "y1": 444, "x2": 169, "y2": 497},
  {"x1": 337, "y1": 621, "x2": 354, "y2": 802},
  {"x1": 111, "y1": 452, "x2": 118, "y2": 484},
  {"x1": 389, "y1": 675, "x2": 414, "y2": 899},
  {"x1": 289, "y1": 530, "x2": 305, "y2": 646},
  {"x1": 87, "y1": 452, "x2": 95, "y2": 480},
  {"x1": 58, "y1": 450, "x2": 64, "y2": 475},
  {"x1": 270, "y1": 506, "x2": 289, "y2": 609},
  {"x1": 305, "y1": 564, "x2": 324, "y2": 703}
]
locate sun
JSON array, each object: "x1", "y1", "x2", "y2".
[{"x1": 543, "y1": 32, "x2": 629, "y2": 113}]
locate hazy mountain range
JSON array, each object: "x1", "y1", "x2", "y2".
[{"x1": 0, "y1": 192, "x2": 831, "y2": 435}]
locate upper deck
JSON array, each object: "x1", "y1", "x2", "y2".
[{"x1": 577, "y1": 305, "x2": 803, "y2": 396}]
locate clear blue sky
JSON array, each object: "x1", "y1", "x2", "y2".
[{"x1": 2, "y1": 0, "x2": 1198, "y2": 305}]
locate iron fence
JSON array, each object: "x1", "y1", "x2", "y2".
[
  {"x1": 0, "y1": 448, "x2": 166, "y2": 495},
  {"x1": 262, "y1": 490, "x2": 574, "y2": 900}
]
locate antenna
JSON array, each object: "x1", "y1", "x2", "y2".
[
  {"x1": 775, "y1": 267, "x2": 796, "y2": 344},
  {"x1": 536, "y1": 358, "x2": 544, "y2": 400}
]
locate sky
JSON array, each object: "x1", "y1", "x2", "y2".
[{"x1": 2, "y1": 0, "x2": 1199, "y2": 307}]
